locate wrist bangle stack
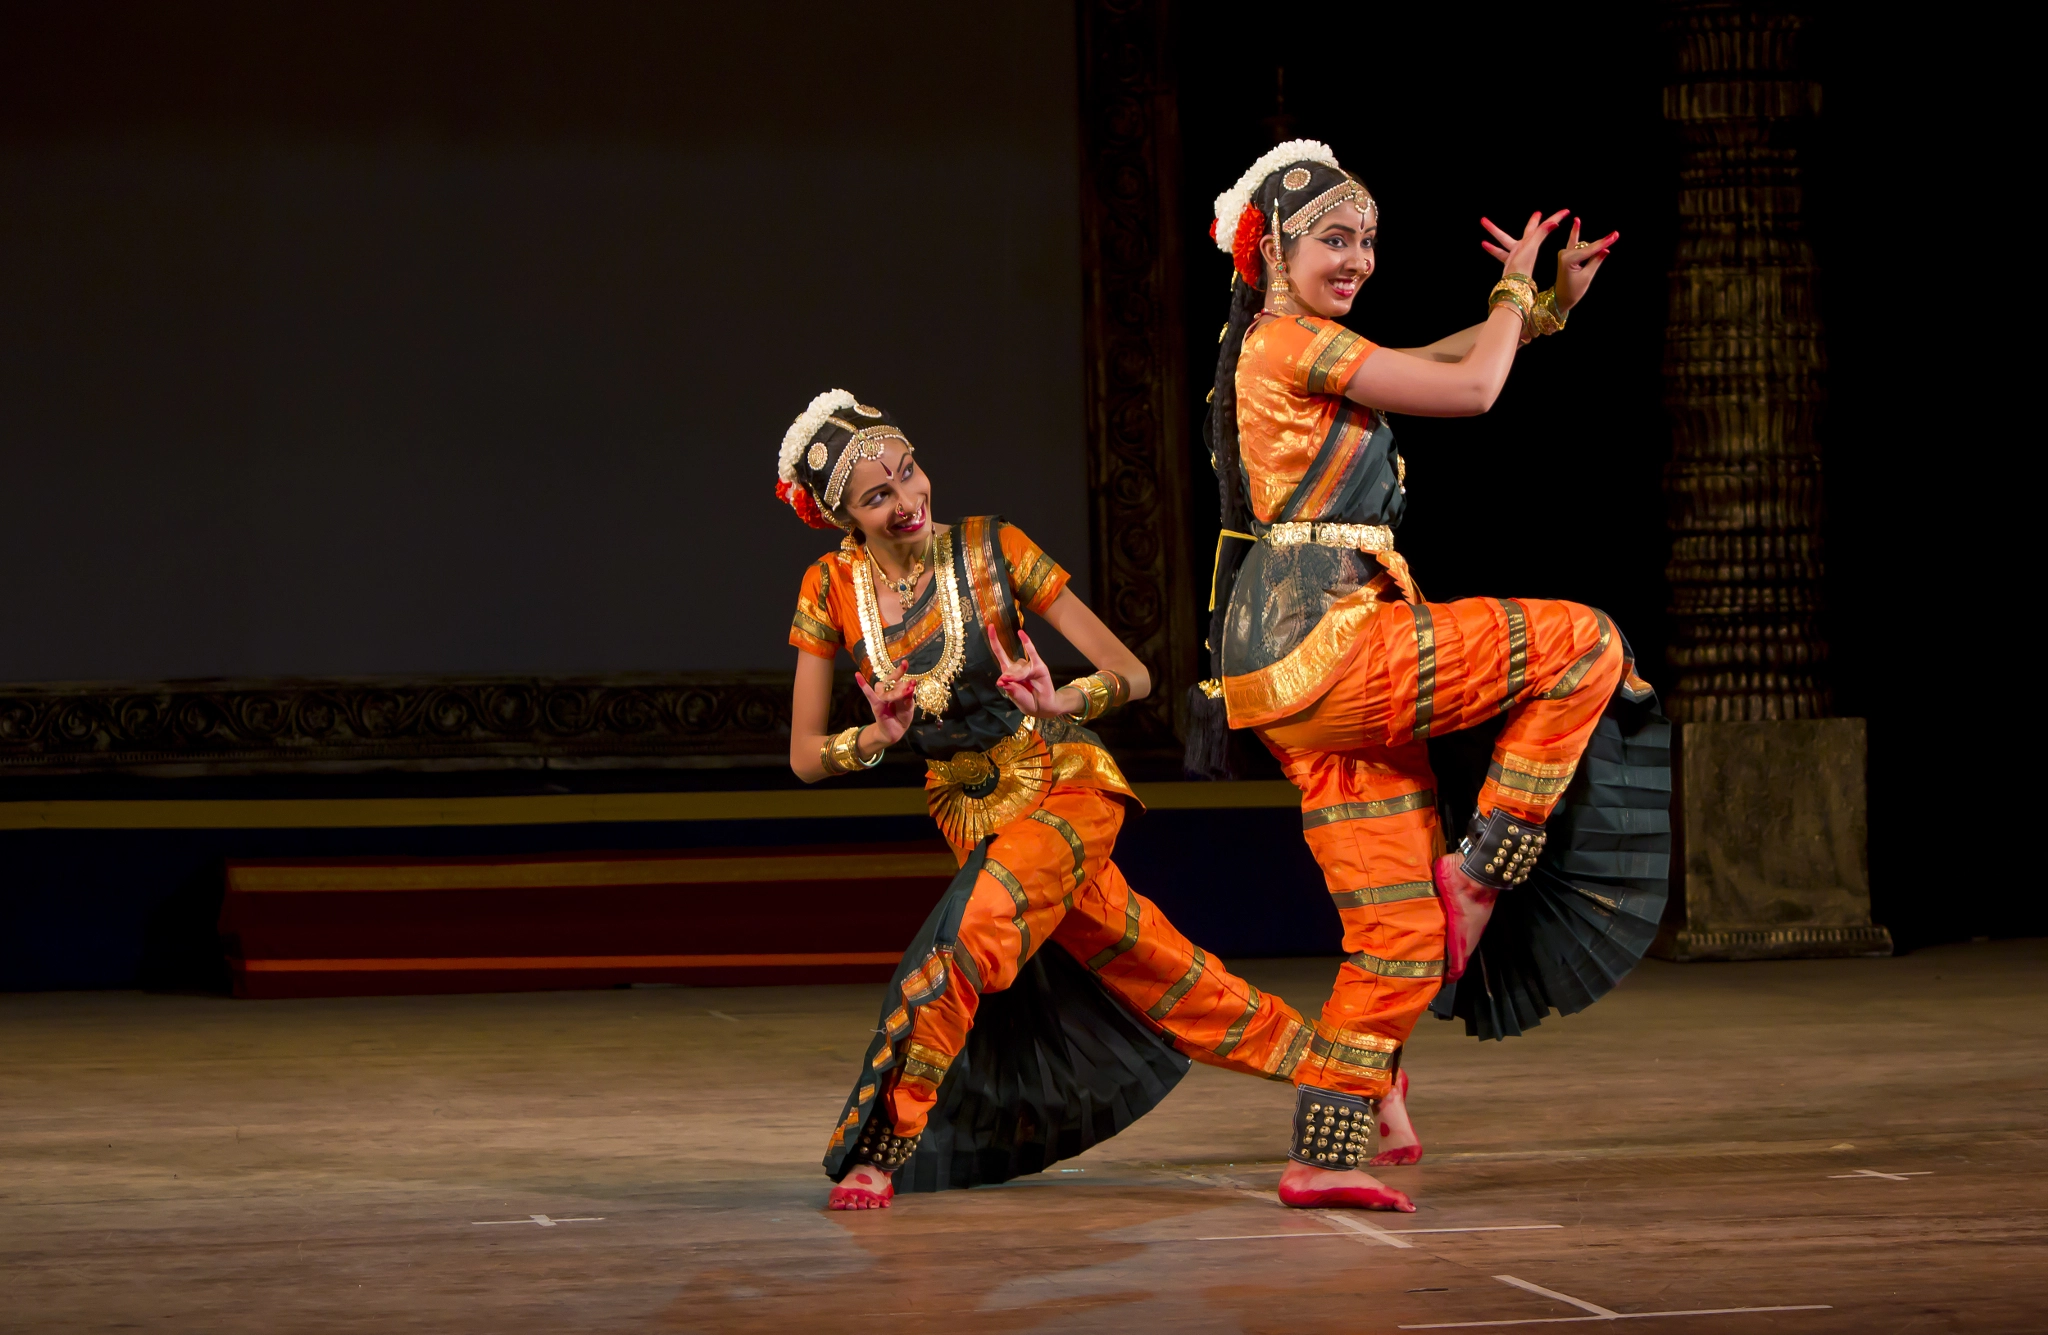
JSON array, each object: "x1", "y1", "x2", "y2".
[
  {"x1": 820, "y1": 725, "x2": 882, "y2": 776},
  {"x1": 1488, "y1": 273, "x2": 1539, "y2": 344},
  {"x1": 1529, "y1": 287, "x2": 1568, "y2": 338},
  {"x1": 1065, "y1": 670, "x2": 1129, "y2": 723}
]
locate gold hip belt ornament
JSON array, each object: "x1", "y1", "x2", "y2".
[
  {"x1": 925, "y1": 717, "x2": 1053, "y2": 847},
  {"x1": 1264, "y1": 521, "x2": 1396, "y2": 553}
]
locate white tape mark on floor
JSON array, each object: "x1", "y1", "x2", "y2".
[
  {"x1": 1826, "y1": 1168, "x2": 1931, "y2": 1181},
  {"x1": 1396, "y1": 1273, "x2": 1831, "y2": 1329},
  {"x1": 471, "y1": 1214, "x2": 605, "y2": 1227},
  {"x1": 1316, "y1": 1209, "x2": 1415, "y2": 1249},
  {"x1": 1194, "y1": 1225, "x2": 1563, "y2": 1241}
]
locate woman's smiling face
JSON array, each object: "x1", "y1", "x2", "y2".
[
  {"x1": 1269, "y1": 200, "x2": 1377, "y2": 318},
  {"x1": 839, "y1": 442, "x2": 931, "y2": 544}
]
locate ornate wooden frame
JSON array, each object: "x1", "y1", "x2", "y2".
[
  {"x1": 0, "y1": 673, "x2": 866, "y2": 775},
  {"x1": 1075, "y1": 0, "x2": 1198, "y2": 752}
]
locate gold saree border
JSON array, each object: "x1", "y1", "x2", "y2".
[{"x1": 1222, "y1": 586, "x2": 1383, "y2": 729}]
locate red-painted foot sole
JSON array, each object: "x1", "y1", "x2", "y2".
[
  {"x1": 1370, "y1": 1144, "x2": 1423, "y2": 1167},
  {"x1": 827, "y1": 1185, "x2": 893, "y2": 1210},
  {"x1": 1278, "y1": 1181, "x2": 1415, "y2": 1212},
  {"x1": 1434, "y1": 854, "x2": 1474, "y2": 983}
]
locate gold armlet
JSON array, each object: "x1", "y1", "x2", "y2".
[
  {"x1": 1065, "y1": 671, "x2": 1129, "y2": 723},
  {"x1": 820, "y1": 725, "x2": 882, "y2": 776},
  {"x1": 1529, "y1": 287, "x2": 1568, "y2": 338}
]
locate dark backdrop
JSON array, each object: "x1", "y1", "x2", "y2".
[
  {"x1": 0, "y1": 0, "x2": 1091, "y2": 681},
  {"x1": 1173, "y1": 6, "x2": 2009, "y2": 948}
]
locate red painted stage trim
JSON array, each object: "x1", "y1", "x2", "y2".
[
  {"x1": 227, "y1": 851, "x2": 957, "y2": 893},
  {"x1": 240, "y1": 952, "x2": 903, "y2": 972}
]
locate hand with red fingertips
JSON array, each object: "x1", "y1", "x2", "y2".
[
  {"x1": 988, "y1": 624, "x2": 1065, "y2": 718},
  {"x1": 854, "y1": 657, "x2": 916, "y2": 748},
  {"x1": 1478, "y1": 208, "x2": 1571, "y2": 279},
  {"x1": 1552, "y1": 214, "x2": 1619, "y2": 313}
]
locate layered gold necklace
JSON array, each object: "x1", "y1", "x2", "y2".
[{"x1": 851, "y1": 528, "x2": 964, "y2": 718}]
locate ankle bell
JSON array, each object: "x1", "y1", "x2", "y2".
[
  {"x1": 848, "y1": 1117, "x2": 921, "y2": 1172},
  {"x1": 1457, "y1": 807, "x2": 1547, "y2": 891},
  {"x1": 1289, "y1": 1083, "x2": 1379, "y2": 1168}
]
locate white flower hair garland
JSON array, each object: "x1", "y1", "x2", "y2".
[
  {"x1": 1211, "y1": 138, "x2": 1340, "y2": 255},
  {"x1": 778, "y1": 388, "x2": 859, "y2": 483}
]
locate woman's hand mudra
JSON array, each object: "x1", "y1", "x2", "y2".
[
  {"x1": 1480, "y1": 208, "x2": 1570, "y2": 278},
  {"x1": 1551, "y1": 215, "x2": 1618, "y2": 312},
  {"x1": 855, "y1": 658, "x2": 916, "y2": 748},
  {"x1": 988, "y1": 624, "x2": 1065, "y2": 718}
]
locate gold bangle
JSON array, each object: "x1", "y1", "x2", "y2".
[
  {"x1": 1065, "y1": 670, "x2": 1129, "y2": 723},
  {"x1": 1487, "y1": 276, "x2": 1538, "y2": 344},
  {"x1": 820, "y1": 725, "x2": 881, "y2": 776},
  {"x1": 1529, "y1": 287, "x2": 1568, "y2": 337}
]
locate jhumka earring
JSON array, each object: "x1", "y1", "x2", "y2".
[{"x1": 1267, "y1": 208, "x2": 1294, "y2": 314}]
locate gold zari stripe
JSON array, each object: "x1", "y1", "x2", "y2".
[
  {"x1": 984, "y1": 858, "x2": 1032, "y2": 963},
  {"x1": 1087, "y1": 888, "x2": 1142, "y2": 971},
  {"x1": 1028, "y1": 809, "x2": 1088, "y2": 889},
  {"x1": 1214, "y1": 985, "x2": 1262, "y2": 1058},
  {"x1": 1498, "y1": 597, "x2": 1527, "y2": 709},
  {"x1": 1309, "y1": 1029, "x2": 1399, "y2": 1071},
  {"x1": 1411, "y1": 603, "x2": 1438, "y2": 741},
  {"x1": 1330, "y1": 880, "x2": 1436, "y2": 909},
  {"x1": 1537, "y1": 610, "x2": 1614, "y2": 701},
  {"x1": 1302, "y1": 788, "x2": 1434, "y2": 830},
  {"x1": 1345, "y1": 951, "x2": 1446, "y2": 979},
  {"x1": 1220, "y1": 588, "x2": 1383, "y2": 728},
  {"x1": 790, "y1": 609, "x2": 841, "y2": 645},
  {"x1": 1486, "y1": 757, "x2": 1578, "y2": 796},
  {"x1": 1303, "y1": 327, "x2": 1363, "y2": 395},
  {"x1": 1147, "y1": 947, "x2": 1207, "y2": 1021},
  {"x1": 1274, "y1": 1022, "x2": 1314, "y2": 1079}
]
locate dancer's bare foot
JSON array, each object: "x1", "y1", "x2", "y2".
[
  {"x1": 1371, "y1": 1068, "x2": 1422, "y2": 1166},
  {"x1": 827, "y1": 1163, "x2": 894, "y2": 1210},
  {"x1": 1434, "y1": 853, "x2": 1499, "y2": 982},
  {"x1": 1277, "y1": 1159, "x2": 1415, "y2": 1212}
]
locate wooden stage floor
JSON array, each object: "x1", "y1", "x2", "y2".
[{"x1": 5, "y1": 939, "x2": 2045, "y2": 1333}]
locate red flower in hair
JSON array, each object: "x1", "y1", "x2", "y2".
[
  {"x1": 776, "y1": 478, "x2": 840, "y2": 531},
  {"x1": 1231, "y1": 205, "x2": 1267, "y2": 288}
]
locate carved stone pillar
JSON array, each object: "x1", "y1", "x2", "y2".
[
  {"x1": 1075, "y1": 0, "x2": 1197, "y2": 751},
  {"x1": 1657, "y1": 3, "x2": 1888, "y2": 960},
  {"x1": 1662, "y1": 3, "x2": 1826, "y2": 721}
]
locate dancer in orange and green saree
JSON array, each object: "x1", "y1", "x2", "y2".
[
  {"x1": 1186, "y1": 142, "x2": 1672, "y2": 1209},
  {"x1": 776, "y1": 390, "x2": 1334, "y2": 1212}
]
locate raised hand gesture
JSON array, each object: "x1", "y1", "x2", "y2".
[
  {"x1": 855, "y1": 658, "x2": 917, "y2": 747},
  {"x1": 1480, "y1": 208, "x2": 1570, "y2": 279},
  {"x1": 988, "y1": 624, "x2": 1064, "y2": 718},
  {"x1": 1551, "y1": 215, "x2": 1618, "y2": 313}
]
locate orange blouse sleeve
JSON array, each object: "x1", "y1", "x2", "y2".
[
  {"x1": 998, "y1": 522, "x2": 1069, "y2": 616},
  {"x1": 1250, "y1": 314, "x2": 1378, "y2": 397},
  {"x1": 788, "y1": 557, "x2": 844, "y2": 659}
]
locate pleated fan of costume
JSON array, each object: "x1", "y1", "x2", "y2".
[
  {"x1": 821, "y1": 841, "x2": 1191, "y2": 1192},
  {"x1": 1427, "y1": 657, "x2": 1673, "y2": 1041}
]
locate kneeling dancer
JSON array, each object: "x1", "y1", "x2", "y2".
[
  {"x1": 778, "y1": 390, "x2": 1326, "y2": 1211},
  {"x1": 1189, "y1": 142, "x2": 1668, "y2": 1209}
]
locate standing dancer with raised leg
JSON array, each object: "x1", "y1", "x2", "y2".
[
  {"x1": 1189, "y1": 142, "x2": 1669, "y2": 1210},
  {"x1": 778, "y1": 391, "x2": 1326, "y2": 1211}
]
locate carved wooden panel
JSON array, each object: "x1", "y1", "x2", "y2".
[
  {"x1": 1662, "y1": 4, "x2": 1830, "y2": 720},
  {"x1": 1075, "y1": 0, "x2": 1198, "y2": 750},
  {"x1": 0, "y1": 673, "x2": 865, "y2": 774}
]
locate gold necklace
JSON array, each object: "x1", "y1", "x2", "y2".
[
  {"x1": 868, "y1": 532, "x2": 932, "y2": 614},
  {"x1": 853, "y1": 528, "x2": 964, "y2": 718}
]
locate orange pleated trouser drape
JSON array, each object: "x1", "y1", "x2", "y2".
[
  {"x1": 883, "y1": 785, "x2": 1312, "y2": 1139},
  {"x1": 1257, "y1": 596, "x2": 1626, "y2": 1100}
]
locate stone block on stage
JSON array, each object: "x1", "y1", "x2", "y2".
[{"x1": 1655, "y1": 718, "x2": 1892, "y2": 962}]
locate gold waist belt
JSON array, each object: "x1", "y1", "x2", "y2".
[
  {"x1": 925, "y1": 718, "x2": 1053, "y2": 847},
  {"x1": 1264, "y1": 521, "x2": 1396, "y2": 553}
]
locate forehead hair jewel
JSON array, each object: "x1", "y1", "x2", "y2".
[{"x1": 822, "y1": 426, "x2": 911, "y2": 511}]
